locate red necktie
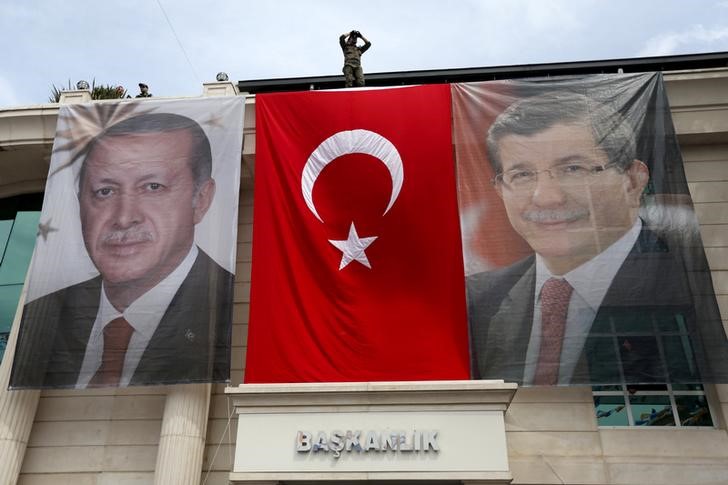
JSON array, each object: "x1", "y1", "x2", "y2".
[
  {"x1": 533, "y1": 278, "x2": 573, "y2": 385},
  {"x1": 88, "y1": 317, "x2": 134, "y2": 387}
]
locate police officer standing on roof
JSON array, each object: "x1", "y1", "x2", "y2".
[{"x1": 339, "y1": 30, "x2": 371, "y2": 88}]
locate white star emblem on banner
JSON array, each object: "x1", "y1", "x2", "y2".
[
  {"x1": 302, "y1": 129, "x2": 403, "y2": 271},
  {"x1": 329, "y1": 223, "x2": 377, "y2": 270}
]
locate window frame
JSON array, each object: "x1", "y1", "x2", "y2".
[{"x1": 593, "y1": 383, "x2": 719, "y2": 428}]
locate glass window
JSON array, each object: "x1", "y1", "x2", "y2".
[
  {"x1": 0, "y1": 212, "x2": 41, "y2": 284},
  {"x1": 0, "y1": 194, "x2": 43, "y2": 362},
  {"x1": 590, "y1": 302, "x2": 716, "y2": 427},
  {"x1": 630, "y1": 394, "x2": 674, "y2": 426},
  {"x1": 593, "y1": 383, "x2": 714, "y2": 427},
  {"x1": 675, "y1": 395, "x2": 713, "y2": 426},
  {"x1": 0, "y1": 220, "x2": 12, "y2": 257},
  {"x1": 594, "y1": 395, "x2": 629, "y2": 426},
  {"x1": 0, "y1": 285, "x2": 23, "y2": 357}
]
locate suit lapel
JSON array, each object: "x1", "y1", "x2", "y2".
[
  {"x1": 131, "y1": 251, "x2": 213, "y2": 385},
  {"x1": 46, "y1": 277, "x2": 101, "y2": 387},
  {"x1": 579, "y1": 227, "x2": 693, "y2": 384},
  {"x1": 483, "y1": 263, "x2": 535, "y2": 383}
]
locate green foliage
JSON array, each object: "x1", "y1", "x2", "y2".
[
  {"x1": 49, "y1": 80, "x2": 73, "y2": 103},
  {"x1": 49, "y1": 79, "x2": 128, "y2": 103},
  {"x1": 92, "y1": 83, "x2": 128, "y2": 100}
]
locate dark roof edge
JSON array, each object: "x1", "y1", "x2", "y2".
[{"x1": 237, "y1": 51, "x2": 728, "y2": 94}]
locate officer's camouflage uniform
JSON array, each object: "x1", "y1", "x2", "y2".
[{"x1": 339, "y1": 34, "x2": 371, "y2": 87}]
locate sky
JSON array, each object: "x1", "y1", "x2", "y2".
[{"x1": 2, "y1": 0, "x2": 728, "y2": 107}]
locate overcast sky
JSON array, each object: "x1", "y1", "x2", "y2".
[{"x1": 2, "y1": 0, "x2": 728, "y2": 107}]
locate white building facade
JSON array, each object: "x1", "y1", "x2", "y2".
[{"x1": 0, "y1": 60, "x2": 727, "y2": 484}]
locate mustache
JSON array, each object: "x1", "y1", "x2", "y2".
[
  {"x1": 522, "y1": 208, "x2": 589, "y2": 223},
  {"x1": 102, "y1": 230, "x2": 153, "y2": 244}
]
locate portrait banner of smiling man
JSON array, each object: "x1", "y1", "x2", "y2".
[
  {"x1": 10, "y1": 96, "x2": 244, "y2": 389},
  {"x1": 453, "y1": 73, "x2": 728, "y2": 387}
]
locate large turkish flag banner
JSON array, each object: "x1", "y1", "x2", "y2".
[{"x1": 246, "y1": 85, "x2": 469, "y2": 382}]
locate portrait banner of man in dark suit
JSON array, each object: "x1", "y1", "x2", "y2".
[
  {"x1": 10, "y1": 97, "x2": 244, "y2": 389},
  {"x1": 453, "y1": 73, "x2": 728, "y2": 386}
]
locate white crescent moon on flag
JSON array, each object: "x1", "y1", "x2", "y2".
[{"x1": 301, "y1": 129, "x2": 404, "y2": 222}]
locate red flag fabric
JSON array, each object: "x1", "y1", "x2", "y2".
[{"x1": 246, "y1": 85, "x2": 469, "y2": 382}]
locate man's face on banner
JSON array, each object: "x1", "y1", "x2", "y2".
[
  {"x1": 79, "y1": 129, "x2": 215, "y2": 288},
  {"x1": 495, "y1": 121, "x2": 647, "y2": 274}
]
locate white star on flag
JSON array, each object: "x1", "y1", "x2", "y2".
[{"x1": 328, "y1": 222, "x2": 377, "y2": 270}]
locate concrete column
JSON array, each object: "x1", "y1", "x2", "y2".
[
  {"x1": 154, "y1": 384, "x2": 212, "y2": 485},
  {"x1": 0, "y1": 86, "x2": 94, "y2": 484},
  {"x1": 0, "y1": 288, "x2": 40, "y2": 485},
  {"x1": 153, "y1": 80, "x2": 228, "y2": 485},
  {"x1": 58, "y1": 88, "x2": 92, "y2": 104},
  {"x1": 203, "y1": 81, "x2": 239, "y2": 97}
]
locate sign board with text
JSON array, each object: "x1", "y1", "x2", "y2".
[{"x1": 228, "y1": 381, "x2": 516, "y2": 483}]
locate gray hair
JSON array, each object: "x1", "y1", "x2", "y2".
[
  {"x1": 486, "y1": 92, "x2": 637, "y2": 173},
  {"x1": 79, "y1": 112, "x2": 212, "y2": 192}
]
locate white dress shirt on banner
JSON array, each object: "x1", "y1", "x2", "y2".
[
  {"x1": 522, "y1": 219, "x2": 642, "y2": 385},
  {"x1": 76, "y1": 245, "x2": 198, "y2": 388}
]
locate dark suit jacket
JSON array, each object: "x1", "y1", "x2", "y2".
[
  {"x1": 467, "y1": 227, "x2": 728, "y2": 385},
  {"x1": 9, "y1": 249, "x2": 233, "y2": 389}
]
